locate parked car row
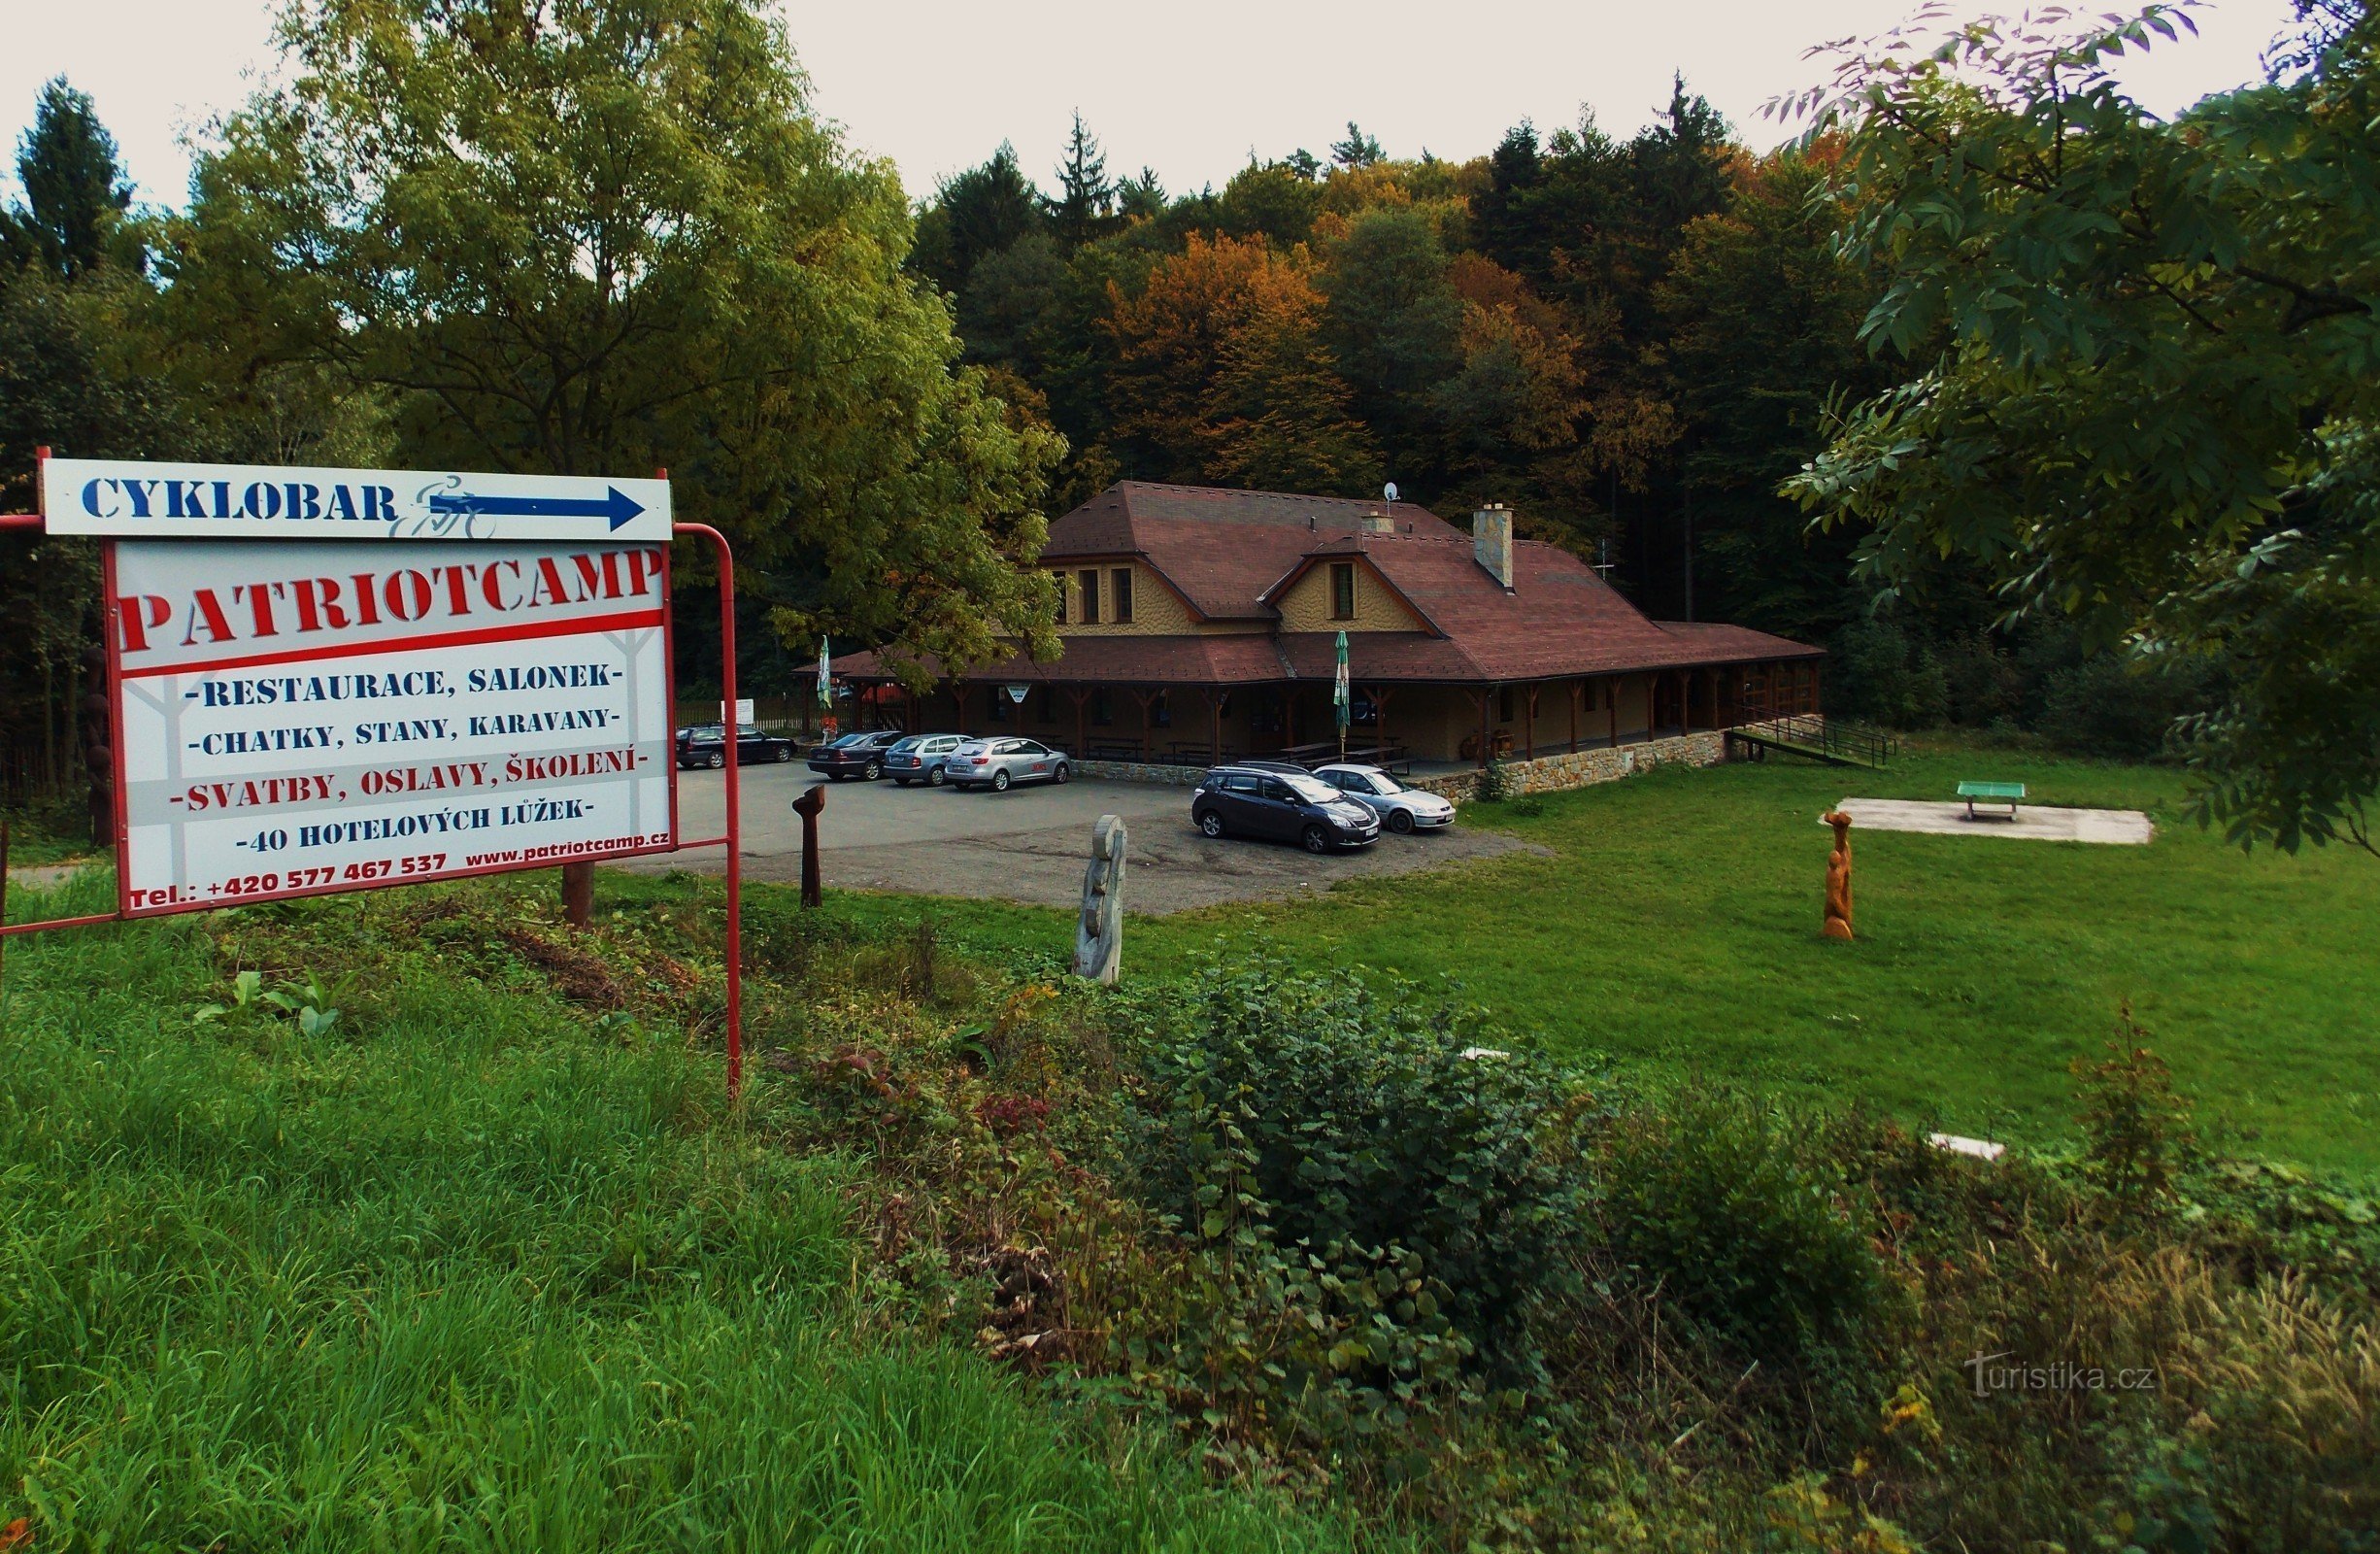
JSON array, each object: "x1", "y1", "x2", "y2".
[{"x1": 672, "y1": 726, "x2": 1456, "y2": 854}]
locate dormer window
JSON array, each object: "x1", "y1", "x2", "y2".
[
  {"x1": 1078, "y1": 568, "x2": 1100, "y2": 624},
  {"x1": 1330, "y1": 562, "x2": 1356, "y2": 622},
  {"x1": 1111, "y1": 567, "x2": 1134, "y2": 624}
]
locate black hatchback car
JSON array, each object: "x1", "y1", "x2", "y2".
[
  {"x1": 677, "y1": 726, "x2": 795, "y2": 768},
  {"x1": 1190, "y1": 765, "x2": 1381, "y2": 853},
  {"x1": 806, "y1": 728, "x2": 906, "y2": 781}
]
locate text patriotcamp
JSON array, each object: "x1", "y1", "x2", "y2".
[{"x1": 111, "y1": 537, "x2": 677, "y2": 914}]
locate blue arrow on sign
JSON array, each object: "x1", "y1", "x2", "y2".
[{"x1": 427, "y1": 485, "x2": 646, "y2": 531}]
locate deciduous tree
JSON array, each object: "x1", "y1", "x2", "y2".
[
  {"x1": 1783, "y1": 5, "x2": 2380, "y2": 852},
  {"x1": 168, "y1": 0, "x2": 1060, "y2": 682}
]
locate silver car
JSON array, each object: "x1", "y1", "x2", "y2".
[
  {"x1": 946, "y1": 736, "x2": 1072, "y2": 793},
  {"x1": 885, "y1": 732, "x2": 968, "y2": 787},
  {"x1": 1312, "y1": 763, "x2": 1456, "y2": 833}
]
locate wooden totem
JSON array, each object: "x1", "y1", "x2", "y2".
[
  {"x1": 1822, "y1": 809, "x2": 1855, "y2": 941},
  {"x1": 1074, "y1": 813, "x2": 1126, "y2": 984},
  {"x1": 791, "y1": 783, "x2": 826, "y2": 908}
]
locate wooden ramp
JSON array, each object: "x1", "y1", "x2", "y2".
[{"x1": 1727, "y1": 715, "x2": 1896, "y2": 769}]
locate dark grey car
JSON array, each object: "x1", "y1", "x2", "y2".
[{"x1": 1190, "y1": 765, "x2": 1381, "y2": 852}]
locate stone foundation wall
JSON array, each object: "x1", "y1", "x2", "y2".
[
  {"x1": 1074, "y1": 759, "x2": 1206, "y2": 787},
  {"x1": 1411, "y1": 730, "x2": 1729, "y2": 805}
]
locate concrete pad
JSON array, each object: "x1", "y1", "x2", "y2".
[{"x1": 1826, "y1": 797, "x2": 2153, "y2": 846}]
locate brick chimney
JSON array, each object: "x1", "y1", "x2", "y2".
[
  {"x1": 1361, "y1": 508, "x2": 1394, "y2": 534},
  {"x1": 1472, "y1": 505, "x2": 1515, "y2": 591}
]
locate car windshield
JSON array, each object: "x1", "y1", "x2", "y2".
[
  {"x1": 889, "y1": 736, "x2": 924, "y2": 753},
  {"x1": 1358, "y1": 771, "x2": 1404, "y2": 794},
  {"x1": 829, "y1": 732, "x2": 867, "y2": 748},
  {"x1": 1283, "y1": 774, "x2": 1340, "y2": 803}
]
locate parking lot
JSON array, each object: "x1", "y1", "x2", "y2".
[{"x1": 622, "y1": 763, "x2": 1538, "y2": 914}]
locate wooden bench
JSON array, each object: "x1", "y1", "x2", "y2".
[{"x1": 1957, "y1": 780, "x2": 2027, "y2": 821}]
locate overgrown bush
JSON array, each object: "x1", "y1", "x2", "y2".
[
  {"x1": 1128, "y1": 957, "x2": 1582, "y2": 1376},
  {"x1": 1827, "y1": 618, "x2": 1951, "y2": 729},
  {"x1": 2036, "y1": 650, "x2": 2225, "y2": 761},
  {"x1": 1591, "y1": 1090, "x2": 1887, "y2": 1366}
]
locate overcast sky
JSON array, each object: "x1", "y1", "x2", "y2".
[{"x1": 3, "y1": 0, "x2": 2299, "y2": 210}]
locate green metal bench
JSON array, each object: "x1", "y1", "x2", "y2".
[{"x1": 1957, "y1": 780, "x2": 2027, "y2": 821}]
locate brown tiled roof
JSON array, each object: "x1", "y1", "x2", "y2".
[
  {"x1": 1045, "y1": 481, "x2": 1460, "y2": 620},
  {"x1": 836, "y1": 635, "x2": 1288, "y2": 688},
  {"x1": 838, "y1": 483, "x2": 1820, "y2": 687}
]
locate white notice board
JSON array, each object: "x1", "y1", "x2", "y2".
[{"x1": 109, "y1": 539, "x2": 677, "y2": 915}]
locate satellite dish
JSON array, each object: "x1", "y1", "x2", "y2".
[{"x1": 1384, "y1": 482, "x2": 1399, "y2": 503}]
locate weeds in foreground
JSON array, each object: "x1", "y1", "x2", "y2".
[{"x1": 3, "y1": 871, "x2": 2374, "y2": 1553}]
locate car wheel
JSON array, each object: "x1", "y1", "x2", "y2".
[
  {"x1": 1302, "y1": 825, "x2": 1329, "y2": 855},
  {"x1": 990, "y1": 768, "x2": 1012, "y2": 793},
  {"x1": 1052, "y1": 762, "x2": 1069, "y2": 785},
  {"x1": 927, "y1": 765, "x2": 946, "y2": 786},
  {"x1": 1389, "y1": 808, "x2": 1415, "y2": 834},
  {"x1": 774, "y1": 746, "x2": 792, "y2": 762},
  {"x1": 861, "y1": 760, "x2": 882, "y2": 781},
  {"x1": 1198, "y1": 810, "x2": 1225, "y2": 839},
  {"x1": 707, "y1": 752, "x2": 725, "y2": 770}
]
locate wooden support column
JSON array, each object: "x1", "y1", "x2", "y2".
[
  {"x1": 953, "y1": 679, "x2": 968, "y2": 737},
  {"x1": 1358, "y1": 684, "x2": 1395, "y2": 760},
  {"x1": 1127, "y1": 688, "x2": 1158, "y2": 760},
  {"x1": 1524, "y1": 685, "x2": 1538, "y2": 761},
  {"x1": 1567, "y1": 681, "x2": 1580, "y2": 753},
  {"x1": 1066, "y1": 687, "x2": 1090, "y2": 757},
  {"x1": 1475, "y1": 687, "x2": 1492, "y2": 769},
  {"x1": 1199, "y1": 687, "x2": 1222, "y2": 765}
]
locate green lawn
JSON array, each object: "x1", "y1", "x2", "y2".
[
  {"x1": 812, "y1": 741, "x2": 2380, "y2": 1177},
  {"x1": 0, "y1": 868, "x2": 1376, "y2": 1553}
]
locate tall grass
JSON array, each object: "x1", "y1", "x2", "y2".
[{"x1": 0, "y1": 872, "x2": 1375, "y2": 1552}]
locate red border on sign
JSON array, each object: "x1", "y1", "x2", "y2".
[{"x1": 106, "y1": 538, "x2": 684, "y2": 922}]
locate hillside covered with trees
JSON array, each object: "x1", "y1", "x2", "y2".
[{"x1": 902, "y1": 84, "x2": 2223, "y2": 747}]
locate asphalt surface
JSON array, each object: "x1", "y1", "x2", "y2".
[{"x1": 622, "y1": 762, "x2": 1538, "y2": 915}]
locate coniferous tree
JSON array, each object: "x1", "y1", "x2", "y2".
[
  {"x1": 4, "y1": 78, "x2": 136, "y2": 279},
  {"x1": 911, "y1": 144, "x2": 1046, "y2": 295},
  {"x1": 1050, "y1": 112, "x2": 1116, "y2": 250},
  {"x1": 1329, "y1": 121, "x2": 1386, "y2": 169}
]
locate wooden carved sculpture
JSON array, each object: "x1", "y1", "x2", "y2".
[
  {"x1": 791, "y1": 783, "x2": 826, "y2": 909},
  {"x1": 1074, "y1": 813, "x2": 1126, "y2": 984},
  {"x1": 1822, "y1": 809, "x2": 1855, "y2": 941}
]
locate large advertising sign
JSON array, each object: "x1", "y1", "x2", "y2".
[
  {"x1": 109, "y1": 537, "x2": 676, "y2": 916},
  {"x1": 46, "y1": 457, "x2": 672, "y2": 543}
]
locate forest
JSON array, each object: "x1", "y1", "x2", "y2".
[
  {"x1": 902, "y1": 92, "x2": 2210, "y2": 752},
  {"x1": 1, "y1": 0, "x2": 2372, "y2": 856}
]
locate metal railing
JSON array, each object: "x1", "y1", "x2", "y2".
[{"x1": 1733, "y1": 714, "x2": 1897, "y2": 768}]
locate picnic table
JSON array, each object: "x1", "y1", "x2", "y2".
[
  {"x1": 1957, "y1": 780, "x2": 2027, "y2": 821},
  {"x1": 1266, "y1": 740, "x2": 1409, "y2": 773}
]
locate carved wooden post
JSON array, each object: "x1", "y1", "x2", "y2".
[
  {"x1": 1822, "y1": 810, "x2": 1855, "y2": 941},
  {"x1": 1073, "y1": 813, "x2": 1125, "y2": 984},
  {"x1": 791, "y1": 783, "x2": 826, "y2": 909}
]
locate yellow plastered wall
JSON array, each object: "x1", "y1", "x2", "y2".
[
  {"x1": 1057, "y1": 560, "x2": 1195, "y2": 636},
  {"x1": 1274, "y1": 559, "x2": 1425, "y2": 633}
]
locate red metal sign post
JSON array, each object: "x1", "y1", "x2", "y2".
[{"x1": 0, "y1": 456, "x2": 748, "y2": 1098}]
